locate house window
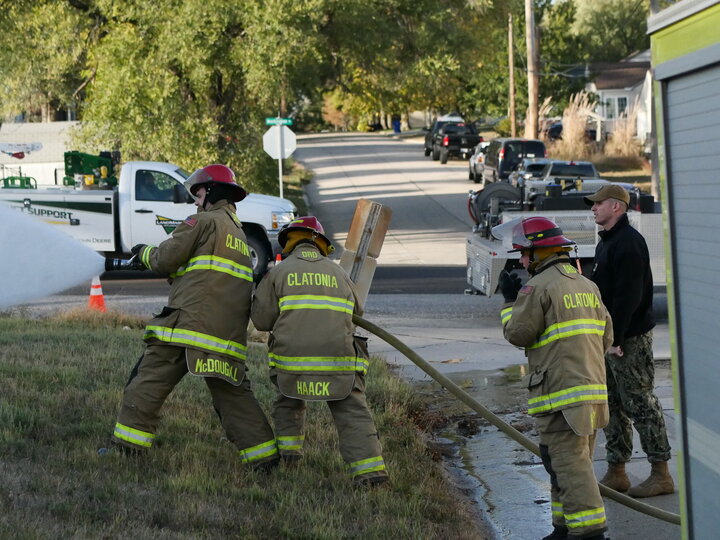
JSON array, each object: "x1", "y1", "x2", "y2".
[
  {"x1": 618, "y1": 97, "x2": 628, "y2": 116},
  {"x1": 606, "y1": 98, "x2": 616, "y2": 120}
]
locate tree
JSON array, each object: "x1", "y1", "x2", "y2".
[
  {"x1": 573, "y1": 0, "x2": 650, "y2": 61},
  {"x1": 0, "y1": 0, "x2": 91, "y2": 120},
  {"x1": 537, "y1": 0, "x2": 589, "y2": 115}
]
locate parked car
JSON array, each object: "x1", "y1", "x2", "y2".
[
  {"x1": 481, "y1": 138, "x2": 547, "y2": 185},
  {"x1": 468, "y1": 142, "x2": 490, "y2": 183},
  {"x1": 508, "y1": 157, "x2": 553, "y2": 188},
  {"x1": 544, "y1": 121, "x2": 598, "y2": 142},
  {"x1": 424, "y1": 113, "x2": 464, "y2": 157},
  {"x1": 432, "y1": 123, "x2": 483, "y2": 164}
]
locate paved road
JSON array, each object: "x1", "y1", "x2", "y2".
[{"x1": 297, "y1": 132, "x2": 473, "y2": 266}]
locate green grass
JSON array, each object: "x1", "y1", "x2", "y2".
[{"x1": 0, "y1": 313, "x2": 482, "y2": 539}]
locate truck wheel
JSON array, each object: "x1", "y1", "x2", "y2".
[
  {"x1": 469, "y1": 168, "x2": 474, "y2": 181},
  {"x1": 424, "y1": 147, "x2": 431, "y2": 157},
  {"x1": 432, "y1": 145, "x2": 440, "y2": 161},
  {"x1": 440, "y1": 149, "x2": 449, "y2": 164},
  {"x1": 473, "y1": 171, "x2": 481, "y2": 184},
  {"x1": 246, "y1": 231, "x2": 270, "y2": 279}
]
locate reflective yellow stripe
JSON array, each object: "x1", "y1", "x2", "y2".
[
  {"x1": 277, "y1": 435, "x2": 305, "y2": 451},
  {"x1": 144, "y1": 325, "x2": 247, "y2": 360},
  {"x1": 141, "y1": 246, "x2": 155, "y2": 270},
  {"x1": 269, "y1": 352, "x2": 368, "y2": 374},
  {"x1": 565, "y1": 506, "x2": 606, "y2": 529},
  {"x1": 347, "y1": 456, "x2": 385, "y2": 477},
  {"x1": 172, "y1": 255, "x2": 252, "y2": 282},
  {"x1": 238, "y1": 438, "x2": 278, "y2": 463},
  {"x1": 528, "y1": 384, "x2": 607, "y2": 414},
  {"x1": 529, "y1": 318, "x2": 606, "y2": 349},
  {"x1": 278, "y1": 294, "x2": 354, "y2": 314},
  {"x1": 113, "y1": 422, "x2": 155, "y2": 448},
  {"x1": 501, "y1": 306, "x2": 513, "y2": 325},
  {"x1": 552, "y1": 501, "x2": 564, "y2": 518}
]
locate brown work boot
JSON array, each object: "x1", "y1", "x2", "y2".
[
  {"x1": 599, "y1": 462, "x2": 630, "y2": 492},
  {"x1": 627, "y1": 461, "x2": 675, "y2": 498}
]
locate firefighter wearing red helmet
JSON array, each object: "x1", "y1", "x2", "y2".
[
  {"x1": 102, "y1": 164, "x2": 278, "y2": 469},
  {"x1": 251, "y1": 216, "x2": 388, "y2": 486},
  {"x1": 492, "y1": 217, "x2": 613, "y2": 540}
]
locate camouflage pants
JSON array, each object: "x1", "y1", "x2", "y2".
[{"x1": 604, "y1": 331, "x2": 671, "y2": 463}]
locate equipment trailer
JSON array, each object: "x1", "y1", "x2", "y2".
[{"x1": 465, "y1": 179, "x2": 665, "y2": 296}]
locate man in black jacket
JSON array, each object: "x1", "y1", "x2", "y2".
[{"x1": 584, "y1": 185, "x2": 674, "y2": 498}]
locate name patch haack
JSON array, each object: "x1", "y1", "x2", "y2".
[{"x1": 296, "y1": 380, "x2": 331, "y2": 396}]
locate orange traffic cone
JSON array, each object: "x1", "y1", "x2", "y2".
[
  {"x1": 88, "y1": 276, "x2": 107, "y2": 312},
  {"x1": 275, "y1": 253, "x2": 282, "y2": 265}
]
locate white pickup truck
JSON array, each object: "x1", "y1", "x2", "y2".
[{"x1": 0, "y1": 159, "x2": 296, "y2": 276}]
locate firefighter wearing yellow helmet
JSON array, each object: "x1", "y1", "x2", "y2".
[
  {"x1": 251, "y1": 216, "x2": 388, "y2": 486},
  {"x1": 493, "y1": 216, "x2": 613, "y2": 540},
  {"x1": 102, "y1": 164, "x2": 278, "y2": 469}
]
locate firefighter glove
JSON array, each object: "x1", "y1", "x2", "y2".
[
  {"x1": 498, "y1": 270, "x2": 522, "y2": 302},
  {"x1": 131, "y1": 244, "x2": 146, "y2": 256}
]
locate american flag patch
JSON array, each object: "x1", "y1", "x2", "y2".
[
  {"x1": 184, "y1": 217, "x2": 198, "y2": 227},
  {"x1": 519, "y1": 285, "x2": 534, "y2": 294}
]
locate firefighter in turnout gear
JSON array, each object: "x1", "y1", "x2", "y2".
[
  {"x1": 251, "y1": 216, "x2": 388, "y2": 486},
  {"x1": 494, "y1": 217, "x2": 613, "y2": 540},
  {"x1": 104, "y1": 164, "x2": 278, "y2": 468}
]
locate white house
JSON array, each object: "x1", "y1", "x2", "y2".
[{"x1": 585, "y1": 50, "x2": 652, "y2": 141}]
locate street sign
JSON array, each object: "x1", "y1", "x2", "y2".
[
  {"x1": 263, "y1": 125, "x2": 297, "y2": 199},
  {"x1": 265, "y1": 117, "x2": 293, "y2": 126},
  {"x1": 263, "y1": 125, "x2": 296, "y2": 160}
]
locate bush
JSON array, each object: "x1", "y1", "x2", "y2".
[{"x1": 550, "y1": 92, "x2": 594, "y2": 160}]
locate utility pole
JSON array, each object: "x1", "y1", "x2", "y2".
[
  {"x1": 508, "y1": 13, "x2": 516, "y2": 137},
  {"x1": 525, "y1": 0, "x2": 539, "y2": 139}
]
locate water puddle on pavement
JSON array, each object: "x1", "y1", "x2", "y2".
[{"x1": 406, "y1": 364, "x2": 551, "y2": 539}]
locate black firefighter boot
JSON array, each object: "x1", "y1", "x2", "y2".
[{"x1": 540, "y1": 525, "x2": 568, "y2": 540}]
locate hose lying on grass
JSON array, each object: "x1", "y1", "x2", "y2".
[{"x1": 353, "y1": 314, "x2": 681, "y2": 526}]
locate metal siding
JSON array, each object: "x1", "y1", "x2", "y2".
[{"x1": 666, "y1": 63, "x2": 720, "y2": 536}]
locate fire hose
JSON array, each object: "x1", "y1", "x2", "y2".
[{"x1": 353, "y1": 314, "x2": 681, "y2": 526}]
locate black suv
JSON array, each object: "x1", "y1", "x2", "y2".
[{"x1": 481, "y1": 138, "x2": 547, "y2": 185}]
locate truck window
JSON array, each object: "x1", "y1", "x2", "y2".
[
  {"x1": 526, "y1": 163, "x2": 546, "y2": 176},
  {"x1": 550, "y1": 163, "x2": 596, "y2": 177},
  {"x1": 136, "y1": 170, "x2": 177, "y2": 202},
  {"x1": 522, "y1": 141, "x2": 545, "y2": 158}
]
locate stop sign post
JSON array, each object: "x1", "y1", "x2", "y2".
[{"x1": 263, "y1": 119, "x2": 296, "y2": 199}]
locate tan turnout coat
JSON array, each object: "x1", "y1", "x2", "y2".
[{"x1": 501, "y1": 254, "x2": 613, "y2": 426}]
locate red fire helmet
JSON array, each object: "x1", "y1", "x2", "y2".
[
  {"x1": 184, "y1": 164, "x2": 247, "y2": 202},
  {"x1": 492, "y1": 216, "x2": 575, "y2": 253},
  {"x1": 278, "y1": 216, "x2": 333, "y2": 251}
]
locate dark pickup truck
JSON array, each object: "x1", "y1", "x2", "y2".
[
  {"x1": 431, "y1": 122, "x2": 483, "y2": 164},
  {"x1": 424, "y1": 114, "x2": 464, "y2": 157}
]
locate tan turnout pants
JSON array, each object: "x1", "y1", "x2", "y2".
[
  {"x1": 538, "y1": 411, "x2": 607, "y2": 538},
  {"x1": 112, "y1": 344, "x2": 277, "y2": 465},
  {"x1": 272, "y1": 374, "x2": 387, "y2": 482}
]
